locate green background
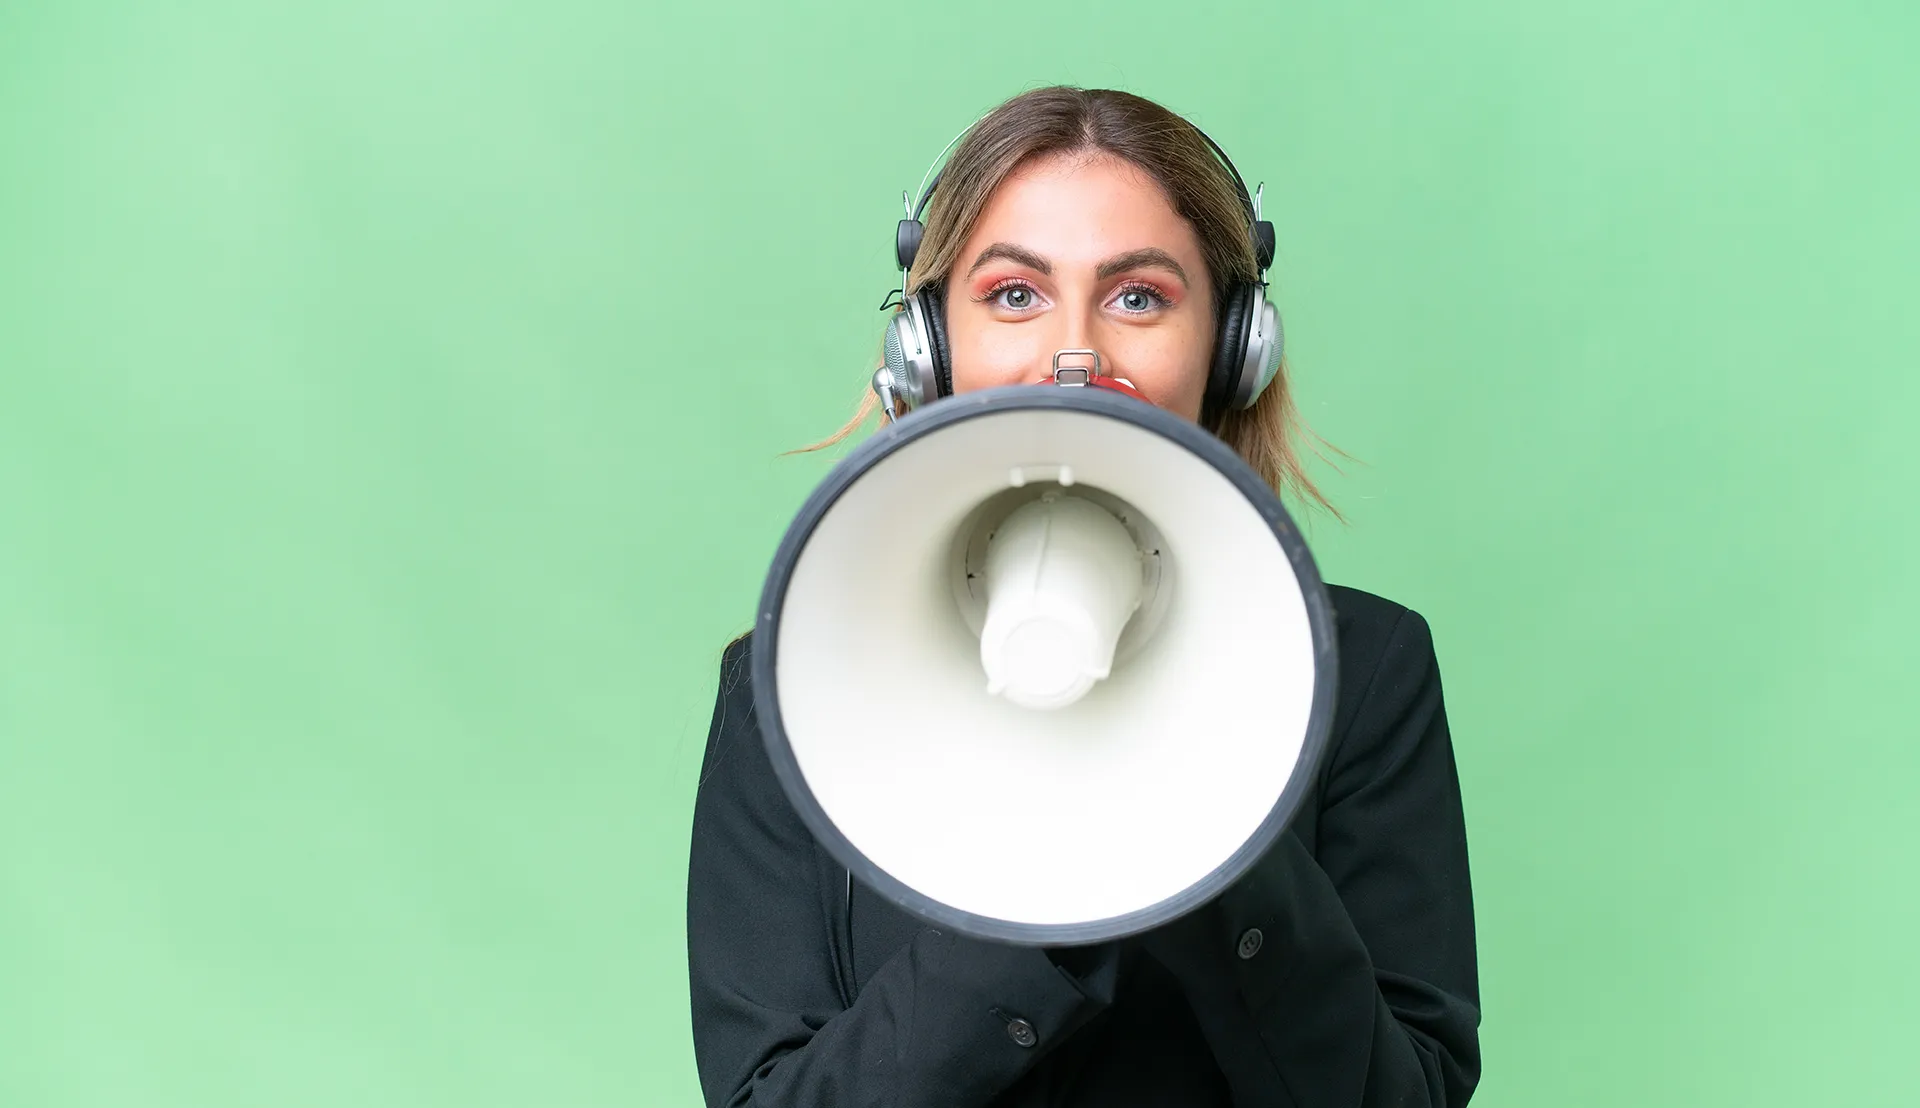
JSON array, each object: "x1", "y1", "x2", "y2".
[{"x1": 3, "y1": 1, "x2": 1915, "y2": 1104}]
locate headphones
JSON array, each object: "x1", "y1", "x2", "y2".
[{"x1": 877, "y1": 120, "x2": 1283, "y2": 428}]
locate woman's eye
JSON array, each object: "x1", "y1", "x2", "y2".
[
  {"x1": 1114, "y1": 285, "x2": 1168, "y2": 314},
  {"x1": 993, "y1": 285, "x2": 1035, "y2": 310}
]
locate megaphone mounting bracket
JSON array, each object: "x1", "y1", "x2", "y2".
[
  {"x1": 1051, "y1": 348, "x2": 1103, "y2": 386},
  {"x1": 1052, "y1": 349, "x2": 1145, "y2": 401}
]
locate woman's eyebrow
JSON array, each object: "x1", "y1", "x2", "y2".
[
  {"x1": 963, "y1": 243, "x2": 1190, "y2": 288},
  {"x1": 1094, "y1": 248, "x2": 1188, "y2": 286},
  {"x1": 966, "y1": 242, "x2": 1052, "y2": 276}
]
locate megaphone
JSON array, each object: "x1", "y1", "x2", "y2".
[{"x1": 752, "y1": 377, "x2": 1338, "y2": 946}]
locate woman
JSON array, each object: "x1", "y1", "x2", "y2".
[{"x1": 686, "y1": 86, "x2": 1481, "y2": 1107}]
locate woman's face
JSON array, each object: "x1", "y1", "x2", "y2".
[{"x1": 943, "y1": 150, "x2": 1216, "y2": 422}]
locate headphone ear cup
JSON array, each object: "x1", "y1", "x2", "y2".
[
  {"x1": 882, "y1": 293, "x2": 941, "y2": 409},
  {"x1": 919, "y1": 281, "x2": 953, "y2": 398},
  {"x1": 1206, "y1": 282, "x2": 1254, "y2": 423},
  {"x1": 1239, "y1": 293, "x2": 1284, "y2": 409}
]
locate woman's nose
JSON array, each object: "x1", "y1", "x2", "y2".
[
  {"x1": 1039, "y1": 311, "x2": 1102, "y2": 383},
  {"x1": 1055, "y1": 303, "x2": 1096, "y2": 352}
]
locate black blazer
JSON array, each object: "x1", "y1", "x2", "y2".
[{"x1": 686, "y1": 584, "x2": 1481, "y2": 1107}]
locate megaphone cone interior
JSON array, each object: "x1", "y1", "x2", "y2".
[{"x1": 754, "y1": 386, "x2": 1337, "y2": 945}]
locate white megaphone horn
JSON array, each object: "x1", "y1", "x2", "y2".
[{"x1": 752, "y1": 365, "x2": 1338, "y2": 946}]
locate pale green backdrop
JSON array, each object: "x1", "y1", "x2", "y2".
[{"x1": 2, "y1": 1, "x2": 1915, "y2": 1105}]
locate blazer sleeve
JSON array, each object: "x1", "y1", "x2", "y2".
[
  {"x1": 685, "y1": 635, "x2": 1123, "y2": 1108},
  {"x1": 1140, "y1": 606, "x2": 1482, "y2": 1107}
]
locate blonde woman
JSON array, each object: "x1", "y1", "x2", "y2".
[{"x1": 687, "y1": 86, "x2": 1481, "y2": 1107}]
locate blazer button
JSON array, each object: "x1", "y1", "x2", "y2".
[
  {"x1": 1005, "y1": 1017, "x2": 1038, "y2": 1048},
  {"x1": 1237, "y1": 927, "x2": 1264, "y2": 960}
]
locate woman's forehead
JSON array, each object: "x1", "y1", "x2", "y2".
[{"x1": 966, "y1": 152, "x2": 1200, "y2": 266}]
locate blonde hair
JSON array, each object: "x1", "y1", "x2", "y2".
[{"x1": 803, "y1": 86, "x2": 1344, "y2": 520}]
